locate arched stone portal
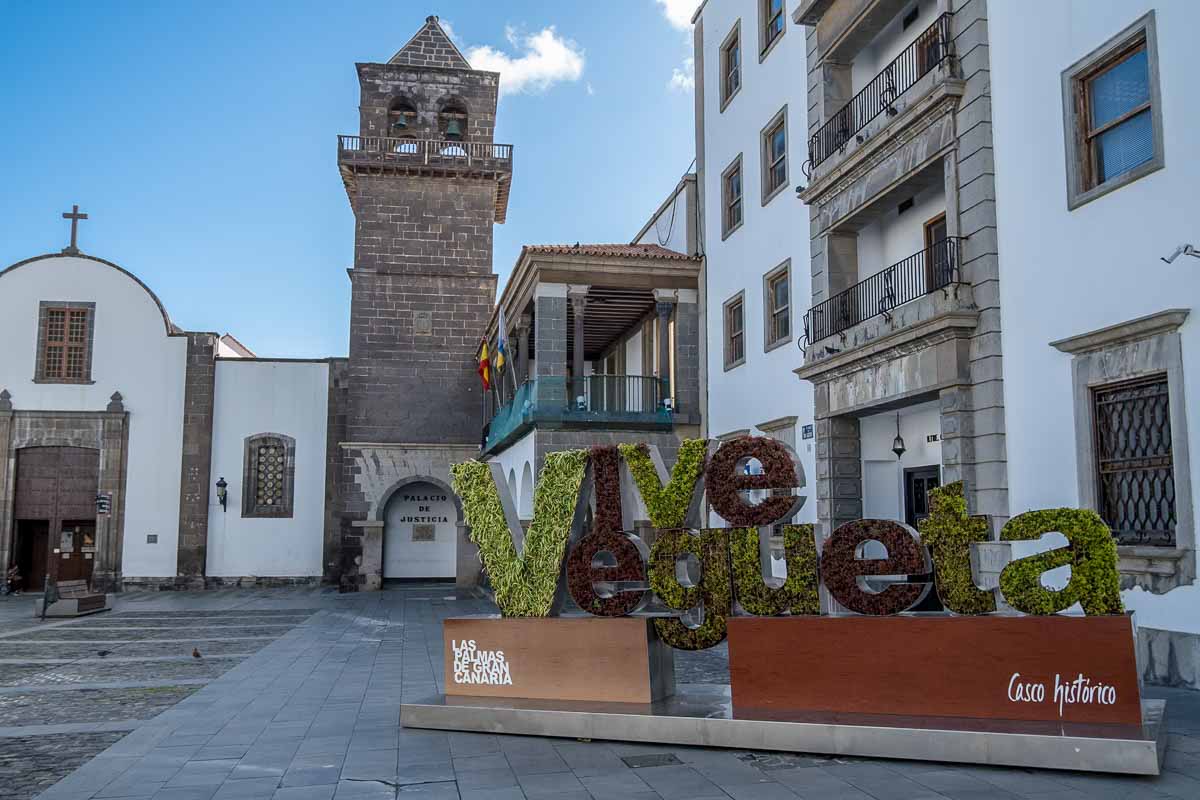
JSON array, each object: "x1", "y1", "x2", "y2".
[{"x1": 381, "y1": 478, "x2": 460, "y2": 579}]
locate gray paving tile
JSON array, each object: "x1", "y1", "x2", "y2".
[
  {"x1": 517, "y1": 770, "x2": 586, "y2": 797},
  {"x1": 458, "y1": 788, "x2": 527, "y2": 800},
  {"x1": 723, "y1": 783, "x2": 800, "y2": 800},
  {"x1": 578, "y1": 770, "x2": 654, "y2": 796},
  {"x1": 632, "y1": 765, "x2": 724, "y2": 800},
  {"x1": 394, "y1": 761, "x2": 455, "y2": 785},
  {"x1": 271, "y1": 788, "x2": 335, "y2": 800},
  {"x1": 455, "y1": 766, "x2": 519, "y2": 791}
]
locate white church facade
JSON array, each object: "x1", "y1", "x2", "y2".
[{"x1": 0, "y1": 251, "x2": 336, "y2": 590}]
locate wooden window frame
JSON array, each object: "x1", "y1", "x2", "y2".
[
  {"x1": 723, "y1": 291, "x2": 746, "y2": 371},
  {"x1": 720, "y1": 21, "x2": 743, "y2": 111},
  {"x1": 763, "y1": 260, "x2": 792, "y2": 352},
  {"x1": 242, "y1": 433, "x2": 297, "y2": 519},
  {"x1": 34, "y1": 301, "x2": 96, "y2": 384},
  {"x1": 1061, "y1": 11, "x2": 1163, "y2": 210},
  {"x1": 760, "y1": 106, "x2": 789, "y2": 205},
  {"x1": 759, "y1": 0, "x2": 786, "y2": 61},
  {"x1": 721, "y1": 154, "x2": 744, "y2": 239}
]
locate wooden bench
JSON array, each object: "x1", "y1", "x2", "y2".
[{"x1": 38, "y1": 579, "x2": 111, "y2": 618}]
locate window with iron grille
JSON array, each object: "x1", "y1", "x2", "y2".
[
  {"x1": 1092, "y1": 375, "x2": 1175, "y2": 546},
  {"x1": 724, "y1": 293, "x2": 745, "y2": 370},
  {"x1": 761, "y1": 107, "x2": 788, "y2": 203},
  {"x1": 242, "y1": 433, "x2": 296, "y2": 518},
  {"x1": 721, "y1": 23, "x2": 742, "y2": 108},
  {"x1": 722, "y1": 155, "x2": 744, "y2": 238},
  {"x1": 35, "y1": 302, "x2": 95, "y2": 383}
]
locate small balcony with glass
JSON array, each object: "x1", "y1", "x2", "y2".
[{"x1": 479, "y1": 244, "x2": 702, "y2": 458}]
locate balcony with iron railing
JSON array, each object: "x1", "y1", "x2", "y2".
[
  {"x1": 804, "y1": 237, "x2": 962, "y2": 344},
  {"x1": 482, "y1": 374, "x2": 673, "y2": 455},
  {"x1": 336, "y1": 135, "x2": 514, "y2": 220},
  {"x1": 807, "y1": 12, "x2": 954, "y2": 174},
  {"x1": 337, "y1": 135, "x2": 514, "y2": 170}
]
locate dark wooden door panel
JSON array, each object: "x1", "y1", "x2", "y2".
[{"x1": 14, "y1": 447, "x2": 99, "y2": 587}]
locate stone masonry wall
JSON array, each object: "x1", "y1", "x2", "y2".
[
  {"x1": 349, "y1": 175, "x2": 497, "y2": 277},
  {"x1": 345, "y1": 268, "x2": 495, "y2": 444}
]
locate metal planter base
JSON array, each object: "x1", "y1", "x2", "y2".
[{"x1": 401, "y1": 684, "x2": 1168, "y2": 776}]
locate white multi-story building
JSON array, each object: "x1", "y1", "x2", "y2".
[
  {"x1": 691, "y1": 0, "x2": 818, "y2": 525},
  {"x1": 988, "y1": 1, "x2": 1200, "y2": 681},
  {"x1": 683, "y1": 0, "x2": 1200, "y2": 682}
]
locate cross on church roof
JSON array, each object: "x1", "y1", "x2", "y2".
[{"x1": 61, "y1": 204, "x2": 88, "y2": 255}]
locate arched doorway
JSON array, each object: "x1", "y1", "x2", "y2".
[{"x1": 382, "y1": 479, "x2": 459, "y2": 579}]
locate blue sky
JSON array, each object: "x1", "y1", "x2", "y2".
[{"x1": 0, "y1": 1, "x2": 698, "y2": 357}]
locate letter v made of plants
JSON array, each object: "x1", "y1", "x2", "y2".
[
  {"x1": 619, "y1": 439, "x2": 709, "y2": 529},
  {"x1": 450, "y1": 450, "x2": 590, "y2": 617}
]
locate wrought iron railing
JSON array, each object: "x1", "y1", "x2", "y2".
[
  {"x1": 337, "y1": 135, "x2": 513, "y2": 167},
  {"x1": 804, "y1": 237, "x2": 962, "y2": 343},
  {"x1": 808, "y1": 12, "x2": 953, "y2": 169},
  {"x1": 483, "y1": 375, "x2": 670, "y2": 453}
]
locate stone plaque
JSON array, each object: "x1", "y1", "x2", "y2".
[
  {"x1": 414, "y1": 310, "x2": 433, "y2": 336},
  {"x1": 413, "y1": 524, "x2": 435, "y2": 542}
]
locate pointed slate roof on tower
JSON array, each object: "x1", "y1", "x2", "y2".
[{"x1": 389, "y1": 15, "x2": 472, "y2": 70}]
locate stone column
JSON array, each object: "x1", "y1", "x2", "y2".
[
  {"x1": 655, "y1": 299, "x2": 674, "y2": 405},
  {"x1": 0, "y1": 390, "x2": 12, "y2": 582},
  {"x1": 175, "y1": 332, "x2": 217, "y2": 589},
  {"x1": 568, "y1": 288, "x2": 588, "y2": 381},
  {"x1": 535, "y1": 285, "x2": 568, "y2": 408},
  {"x1": 672, "y1": 290, "x2": 700, "y2": 417},
  {"x1": 516, "y1": 313, "x2": 532, "y2": 384},
  {"x1": 94, "y1": 395, "x2": 129, "y2": 592},
  {"x1": 815, "y1": 412, "x2": 862, "y2": 542}
]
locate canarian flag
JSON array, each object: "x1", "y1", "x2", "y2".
[
  {"x1": 496, "y1": 306, "x2": 508, "y2": 373},
  {"x1": 477, "y1": 339, "x2": 491, "y2": 390}
]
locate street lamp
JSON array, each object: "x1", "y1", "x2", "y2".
[{"x1": 216, "y1": 477, "x2": 228, "y2": 512}]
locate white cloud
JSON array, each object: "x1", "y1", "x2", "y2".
[
  {"x1": 655, "y1": 0, "x2": 700, "y2": 30},
  {"x1": 466, "y1": 26, "x2": 585, "y2": 96},
  {"x1": 668, "y1": 57, "x2": 695, "y2": 92}
]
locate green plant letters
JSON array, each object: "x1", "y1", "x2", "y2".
[
  {"x1": 618, "y1": 439, "x2": 708, "y2": 529},
  {"x1": 450, "y1": 449, "x2": 588, "y2": 617},
  {"x1": 649, "y1": 528, "x2": 732, "y2": 650},
  {"x1": 999, "y1": 509, "x2": 1123, "y2": 616},
  {"x1": 731, "y1": 524, "x2": 820, "y2": 616},
  {"x1": 918, "y1": 482, "x2": 997, "y2": 615}
]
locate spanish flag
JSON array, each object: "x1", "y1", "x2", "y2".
[{"x1": 477, "y1": 339, "x2": 491, "y2": 391}]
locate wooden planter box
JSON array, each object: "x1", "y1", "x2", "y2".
[
  {"x1": 728, "y1": 614, "x2": 1142, "y2": 725},
  {"x1": 444, "y1": 616, "x2": 674, "y2": 704}
]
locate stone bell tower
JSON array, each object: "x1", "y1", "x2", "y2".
[{"x1": 330, "y1": 15, "x2": 511, "y2": 588}]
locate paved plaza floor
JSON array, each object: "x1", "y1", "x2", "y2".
[{"x1": 0, "y1": 585, "x2": 1197, "y2": 800}]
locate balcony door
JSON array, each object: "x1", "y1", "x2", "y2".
[{"x1": 924, "y1": 213, "x2": 949, "y2": 290}]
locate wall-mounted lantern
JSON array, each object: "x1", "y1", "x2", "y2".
[
  {"x1": 216, "y1": 477, "x2": 228, "y2": 512},
  {"x1": 892, "y1": 414, "x2": 906, "y2": 460}
]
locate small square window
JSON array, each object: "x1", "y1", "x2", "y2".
[
  {"x1": 724, "y1": 292, "x2": 745, "y2": 370},
  {"x1": 35, "y1": 302, "x2": 95, "y2": 384},
  {"x1": 721, "y1": 154, "x2": 744, "y2": 239},
  {"x1": 764, "y1": 262, "x2": 791, "y2": 351},
  {"x1": 720, "y1": 22, "x2": 742, "y2": 109},
  {"x1": 1062, "y1": 12, "x2": 1163, "y2": 209},
  {"x1": 760, "y1": 0, "x2": 786, "y2": 59},
  {"x1": 761, "y1": 107, "x2": 788, "y2": 204}
]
